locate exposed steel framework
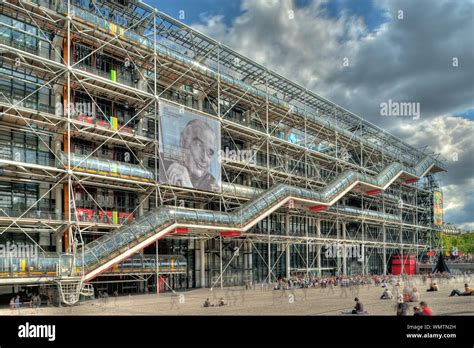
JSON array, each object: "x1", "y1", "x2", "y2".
[{"x1": 0, "y1": 0, "x2": 447, "y2": 303}]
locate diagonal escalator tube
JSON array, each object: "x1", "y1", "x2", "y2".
[{"x1": 77, "y1": 155, "x2": 443, "y2": 279}]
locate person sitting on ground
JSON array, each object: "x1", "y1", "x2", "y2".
[
  {"x1": 203, "y1": 298, "x2": 211, "y2": 307},
  {"x1": 351, "y1": 297, "x2": 364, "y2": 314},
  {"x1": 218, "y1": 297, "x2": 226, "y2": 307},
  {"x1": 410, "y1": 288, "x2": 420, "y2": 302},
  {"x1": 427, "y1": 282, "x2": 438, "y2": 292},
  {"x1": 420, "y1": 301, "x2": 433, "y2": 316},
  {"x1": 380, "y1": 288, "x2": 394, "y2": 300},
  {"x1": 396, "y1": 295, "x2": 408, "y2": 316},
  {"x1": 413, "y1": 306, "x2": 424, "y2": 316},
  {"x1": 449, "y1": 283, "x2": 472, "y2": 297}
]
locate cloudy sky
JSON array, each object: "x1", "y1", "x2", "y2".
[{"x1": 153, "y1": 0, "x2": 474, "y2": 230}]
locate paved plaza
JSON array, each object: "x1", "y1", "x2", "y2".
[{"x1": 1, "y1": 277, "x2": 472, "y2": 316}]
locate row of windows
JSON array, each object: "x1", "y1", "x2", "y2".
[
  {"x1": 0, "y1": 66, "x2": 53, "y2": 113},
  {"x1": 72, "y1": 138, "x2": 140, "y2": 164},
  {"x1": 75, "y1": 187, "x2": 137, "y2": 212},
  {"x1": 0, "y1": 182, "x2": 146, "y2": 217},
  {"x1": 159, "y1": 87, "x2": 200, "y2": 111},
  {"x1": 252, "y1": 151, "x2": 321, "y2": 177},
  {"x1": 252, "y1": 243, "x2": 286, "y2": 280},
  {"x1": 249, "y1": 216, "x2": 429, "y2": 238},
  {"x1": 0, "y1": 182, "x2": 54, "y2": 213},
  {"x1": 0, "y1": 14, "x2": 54, "y2": 61},
  {"x1": 72, "y1": 90, "x2": 141, "y2": 129},
  {"x1": 73, "y1": 42, "x2": 137, "y2": 86},
  {"x1": 0, "y1": 66, "x2": 155, "y2": 139},
  {"x1": 0, "y1": 129, "x2": 53, "y2": 166},
  {"x1": 0, "y1": 127, "x2": 153, "y2": 170}
]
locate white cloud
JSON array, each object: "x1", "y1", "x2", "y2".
[
  {"x1": 191, "y1": 0, "x2": 474, "y2": 229},
  {"x1": 193, "y1": 0, "x2": 367, "y2": 83},
  {"x1": 396, "y1": 116, "x2": 474, "y2": 229}
]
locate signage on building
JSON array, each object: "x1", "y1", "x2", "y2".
[
  {"x1": 433, "y1": 191, "x2": 443, "y2": 226},
  {"x1": 158, "y1": 101, "x2": 221, "y2": 193}
]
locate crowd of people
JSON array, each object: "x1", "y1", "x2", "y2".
[
  {"x1": 5, "y1": 269, "x2": 471, "y2": 315},
  {"x1": 273, "y1": 274, "x2": 380, "y2": 290},
  {"x1": 267, "y1": 271, "x2": 472, "y2": 315},
  {"x1": 420, "y1": 253, "x2": 473, "y2": 264},
  {"x1": 390, "y1": 281, "x2": 430, "y2": 316},
  {"x1": 202, "y1": 269, "x2": 471, "y2": 314},
  {"x1": 445, "y1": 254, "x2": 473, "y2": 264}
]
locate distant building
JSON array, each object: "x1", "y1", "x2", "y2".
[{"x1": 442, "y1": 223, "x2": 463, "y2": 235}]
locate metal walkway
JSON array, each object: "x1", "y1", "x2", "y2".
[{"x1": 0, "y1": 155, "x2": 444, "y2": 302}]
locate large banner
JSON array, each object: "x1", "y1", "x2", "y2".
[
  {"x1": 159, "y1": 102, "x2": 221, "y2": 192},
  {"x1": 433, "y1": 191, "x2": 443, "y2": 226}
]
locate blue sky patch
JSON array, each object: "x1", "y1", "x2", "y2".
[
  {"x1": 454, "y1": 108, "x2": 474, "y2": 120},
  {"x1": 321, "y1": 0, "x2": 388, "y2": 32},
  {"x1": 149, "y1": 0, "x2": 243, "y2": 26}
]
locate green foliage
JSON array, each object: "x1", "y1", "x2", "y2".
[
  {"x1": 440, "y1": 232, "x2": 474, "y2": 254},
  {"x1": 461, "y1": 232, "x2": 474, "y2": 254}
]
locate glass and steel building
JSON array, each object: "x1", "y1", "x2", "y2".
[{"x1": 0, "y1": 0, "x2": 447, "y2": 304}]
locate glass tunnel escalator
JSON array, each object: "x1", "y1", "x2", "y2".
[{"x1": 0, "y1": 152, "x2": 445, "y2": 284}]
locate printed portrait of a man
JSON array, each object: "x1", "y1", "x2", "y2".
[{"x1": 159, "y1": 102, "x2": 221, "y2": 192}]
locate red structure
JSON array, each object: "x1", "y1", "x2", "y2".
[
  {"x1": 405, "y1": 178, "x2": 419, "y2": 184},
  {"x1": 391, "y1": 255, "x2": 416, "y2": 275},
  {"x1": 157, "y1": 276, "x2": 167, "y2": 293},
  {"x1": 309, "y1": 205, "x2": 328, "y2": 212},
  {"x1": 220, "y1": 231, "x2": 241, "y2": 238},
  {"x1": 174, "y1": 227, "x2": 189, "y2": 235},
  {"x1": 366, "y1": 189, "x2": 383, "y2": 195}
]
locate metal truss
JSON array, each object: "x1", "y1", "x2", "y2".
[{"x1": 0, "y1": 0, "x2": 447, "y2": 290}]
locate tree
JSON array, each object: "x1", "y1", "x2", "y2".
[
  {"x1": 440, "y1": 232, "x2": 474, "y2": 254},
  {"x1": 460, "y1": 232, "x2": 474, "y2": 254}
]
